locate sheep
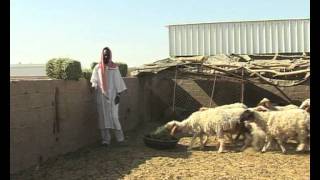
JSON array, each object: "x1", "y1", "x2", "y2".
[
  {"x1": 240, "y1": 108, "x2": 310, "y2": 153},
  {"x1": 199, "y1": 103, "x2": 248, "y2": 112},
  {"x1": 254, "y1": 98, "x2": 299, "y2": 112},
  {"x1": 300, "y1": 98, "x2": 310, "y2": 113},
  {"x1": 251, "y1": 98, "x2": 309, "y2": 151},
  {"x1": 165, "y1": 106, "x2": 249, "y2": 153},
  {"x1": 300, "y1": 99, "x2": 310, "y2": 149},
  {"x1": 299, "y1": 99, "x2": 310, "y2": 145},
  {"x1": 198, "y1": 103, "x2": 248, "y2": 143},
  {"x1": 275, "y1": 104, "x2": 299, "y2": 110},
  {"x1": 242, "y1": 121, "x2": 267, "y2": 151},
  {"x1": 249, "y1": 98, "x2": 308, "y2": 151}
]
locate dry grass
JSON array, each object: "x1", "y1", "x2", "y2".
[{"x1": 11, "y1": 122, "x2": 310, "y2": 180}]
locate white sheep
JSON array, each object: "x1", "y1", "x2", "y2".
[
  {"x1": 242, "y1": 108, "x2": 310, "y2": 153},
  {"x1": 165, "y1": 106, "x2": 249, "y2": 153},
  {"x1": 198, "y1": 103, "x2": 248, "y2": 143},
  {"x1": 274, "y1": 104, "x2": 299, "y2": 110},
  {"x1": 300, "y1": 98, "x2": 310, "y2": 112},
  {"x1": 199, "y1": 103, "x2": 247, "y2": 111},
  {"x1": 299, "y1": 98, "x2": 310, "y2": 147},
  {"x1": 254, "y1": 98, "x2": 299, "y2": 112},
  {"x1": 242, "y1": 121, "x2": 266, "y2": 151}
]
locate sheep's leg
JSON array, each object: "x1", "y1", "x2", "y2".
[
  {"x1": 217, "y1": 138, "x2": 226, "y2": 153},
  {"x1": 203, "y1": 134, "x2": 209, "y2": 146},
  {"x1": 251, "y1": 132, "x2": 265, "y2": 151},
  {"x1": 199, "y1": 134, "x2": 205, "y2": 150},
  {"x1": 261, "y1": 136, "x2": 272, "y2": 153},
  {"x1": 234, "y1": 132, "x2": 241, "y2": 142},
  {"x1": 296, "y1": 131, "x2": 307, "y2": 152},
  {"x1": 240, "y1": 132, "x2": 252, "y2": 151},
  {"x1": 226, "y1": 133, "x2": 233, "y2": 143},
  {"x1": 296, "y1": 143, "x2": 306, "y2": 152},
  {"x1": 306, "y1": 136, "x2": 310, "y2": 151},
  {"x1": 188, "y1": 133, "x2": 198, "y2": 150},
  {"x1": 275, "y1": 138, "x2": 287, "y2": 154},
  {"x1": 214, "y1": 136, "x2": 218, "y2": 142}
]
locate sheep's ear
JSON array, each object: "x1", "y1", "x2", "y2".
[
  {"x1": 170, "y1": 125, "x2": 177, "y2": 136},
  {"x1": 165, "y1": 121, "x2": 174, "y2": 128},
  {"x1": 306, "y1": 106, "x2": 310, "y2": 113}
]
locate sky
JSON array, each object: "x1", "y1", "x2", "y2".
[{"x1": 10, "y1": 0, "x2": 309, "y2": 68}]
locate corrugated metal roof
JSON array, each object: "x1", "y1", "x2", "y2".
[
  {"x1": 168, "y1": 19, "x2": 310, "y2": 56},
  {"x1": 166, "y1": 18, "x2": 309, "y2": 27}
]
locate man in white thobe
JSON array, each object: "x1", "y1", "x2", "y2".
[{"x1": 90, "y1": 47, "x2": 127, "y2": 146}]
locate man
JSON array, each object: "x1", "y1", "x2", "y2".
[{"x1": 90, "y1": 47, "x2": 127, "y2": 146}]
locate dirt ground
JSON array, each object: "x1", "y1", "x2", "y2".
[{"x1": 11, "y1": 122, "x2": 310, "y2": 180}]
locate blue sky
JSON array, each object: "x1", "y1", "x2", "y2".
[{"x1": 10, "y1": 0, "x2": 309, "y2": 68}]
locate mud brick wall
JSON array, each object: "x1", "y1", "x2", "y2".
[
  {"x1": 10, "y1": 76, "x2": 309, "y2": 174},
  {"x1": 10, "y1": 78, "x2": 152, "y2": 174}
]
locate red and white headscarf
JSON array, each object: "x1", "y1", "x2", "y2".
[{"x1": 98, "y1": 47, "x2": 117, "y2": 94}]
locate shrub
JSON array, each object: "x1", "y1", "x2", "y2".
[
  {"x1": 116, "y1": 62, "x2": 128, "y2": 77},
  {"x1": 82, "y1": 68, "x2": 92, "y2": 80},
  {"x1": 46, "y1": 58, "x2": 82, "y2": 80}
]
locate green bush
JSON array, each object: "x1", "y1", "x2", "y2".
[
  {"x1": 82, "y1": 68, "x2": 92, "y2": 80},
  {"x1": 116, "y1": 62, "x2": 128, "y2": 77},
  {"x1": 46, "y1": 58, "x2": 82, "y2": 80}
]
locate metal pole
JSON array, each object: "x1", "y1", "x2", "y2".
[
  {"x1": 172, "y1": 65, "x2": 178, "y2": 112},
  {"x1": 241, "y1": 67, "x2": 245, "y2": 103},
  {"x1": 209, "y1": 71, "x2": 217, "y2": 107}
]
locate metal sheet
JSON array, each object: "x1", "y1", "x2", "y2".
[{"x1": 168, "y1": 19, "x2": 310, "y2": 56}]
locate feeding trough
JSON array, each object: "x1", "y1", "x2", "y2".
[
  {"x1": 143, "y1": 134, "x2": 179, "y2": 149},
  {"x1": 143, "y1": 125, "x2": 179, "y2": 149}
]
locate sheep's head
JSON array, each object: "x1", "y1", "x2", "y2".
[
  {"x1": 164, "y1": 120, "x2": 182, "y2": 136},
  {"x1": 300, "y1": 99, "x2": 310, "y2": 112},
  {"x1": 239, "y1": 109, "x2": 255, "y2": 123},
  {"x1": 252, "y1": 106, "x2": 269, "y2": 112}
]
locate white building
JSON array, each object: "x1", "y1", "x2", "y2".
[{"x1": 167, "y1": 19, "x2": 310, "y2": 57}]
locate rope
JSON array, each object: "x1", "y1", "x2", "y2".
[
  {"x1": 209, "y1": 71, "x2": 217, "y2": 107},
  {"x1": 172, "y1": 65, "x2": 178, "y2": 112}
]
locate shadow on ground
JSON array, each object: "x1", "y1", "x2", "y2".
[
  {"x1": 11, "y1": 122, "x2": 191, "y2": 180},
  {"x1": 11, "y1": 121, "x2": 309, "y2": 180}
]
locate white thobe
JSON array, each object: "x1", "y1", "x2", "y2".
[{"x1": 90, "y1": 65, "x2": 127, "y2": 131}]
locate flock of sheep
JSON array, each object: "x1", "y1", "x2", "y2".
[{"x1": 164, "y1": 98, "x2": 310, "y2": 154}]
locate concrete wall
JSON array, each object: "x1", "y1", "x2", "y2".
[{"x1": 10, "y1": 78, "x2": 152, "y2": 174}]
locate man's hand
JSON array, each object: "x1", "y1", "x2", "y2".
[{"x1": 115, "y1": 95, "x2": 120, "y2": 105}]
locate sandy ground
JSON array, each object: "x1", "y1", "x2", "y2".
[{"x1": 11, "y1": 122, "x2": 310, "y2": 180}]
